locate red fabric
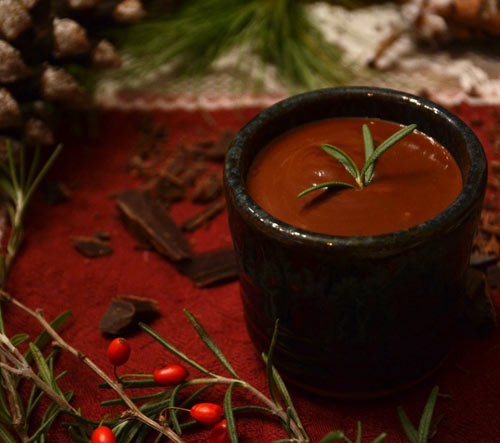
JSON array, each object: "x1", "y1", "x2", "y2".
[{"x1": 4, "y1": 104, "x2": 500, "y2": 442}]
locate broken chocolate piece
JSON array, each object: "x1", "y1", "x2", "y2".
[
  {"x1": 94, "y1": 231, "x2": 111, "y2": 242},
  {"x1": 150, "y1": 173, "x2": 186, "y2": 204},
  {"x1": 115, "y1": 189, "x2": 191, "y2": 261},
  {"x1": 187, "y1": 131, "x2": 235, "y2": 162},
  {"x1": 181, "y1": 199, "x2": 225, "y2": 232},
  {"x1": 99, "y1": 295, "x2": 160, "y2": 335},
  {"x1": 72, "y1": 236, "x2": 113, "y2": 258},
  {"x1": 191, "y1": 172, "x2": 222, "y2": 203},
  {"x1": 175, "y1": 247, "x2": 237, "y2": 288},
  {"x1": 459, "y1": 267, "x2": 497, "y2": 338}
]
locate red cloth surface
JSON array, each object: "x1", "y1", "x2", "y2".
[{"x1": 4, "y1": 104, "x2": 500, "y2": 442}]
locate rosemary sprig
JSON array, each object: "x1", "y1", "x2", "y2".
[
  {"x1": 397, "y1": 386, "x2": 440, "y2": 443},
  {"x1": 298, "y1": 124, "x2": 417, "y2": 198}
]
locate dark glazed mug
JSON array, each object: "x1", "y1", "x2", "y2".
[{"x1": 223, "y1": 87, "x2": 487, "y2": 397}]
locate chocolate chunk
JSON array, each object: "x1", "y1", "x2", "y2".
[
  {"x1": 150, "y1": 173, "x2": 186, "y2": 203},
  {"x1": 72, "y1": 236, "x2": 113, "y2": 258},
  {"x1": 175, "y1": 247, "x2": 238, "y2": 288},
  {"x1": 187, "y1": 131, "x2": 235, "y2": 162},
  {"x1": 99, "y1": 295, "x2": 160, "y2": 335},
  {"x1": 181, "y1": 199, "x2": 225, "y2": 232},
  {"x1": 42, "y1": 181, "x2": 70, "y2": 205},
  {"x1": 115, "y1": 189, "x2": 191, "y2": 261},
  {"x1": 94, "y1": 231, "x2": 111, "y2": 242},
  {"x1": 459, "y1": 268, "x2": 497, "y2": 337},
  {"x1": 191, "y1": 172, "x2": 222, "y2": 203}
]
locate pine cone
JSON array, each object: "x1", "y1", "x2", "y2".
[{"x1": 0, "y1": 0, "x2": 157, "y2": 146}]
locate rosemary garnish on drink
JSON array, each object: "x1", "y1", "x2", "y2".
[{"x1": 297, "y1": 123, "x2": 417, "y2": 198}]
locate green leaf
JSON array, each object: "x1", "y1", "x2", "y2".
[
  {"x1": 321, "y1": 144, "x2": 360, "y2": 181},
  {"x1": 169, "y1": 383, "x2": 184, "y2": 435},
  {"x1": 372, "y1": 433, "x2": 387, "y2": 443},
  {"x1": 417, "y1": 386, "x2": 439, "y2": 443},
  {"x1": 100, "y1": 390, "x2": 167, "y2": 406},
  {"x1": 179, "y1": 383, "x2": 215, "y2": 409},
  {"x1": 139, "y1": 322, "x2": 216, "y2": 377},
  {"x1": 0, "y1": 177, "x2": 17, "y2": 201},
  {"x1": 184, "y1": 309, "x2": 239, "y2": 379},
  {"x1": 397, "y1": 406, "x2": 418, "y2": 443},
  {"x1": 0, "y1": 385, "x2": 12, "y2": 425},
  {"x1": 24, "y1": 144, "x2": 63, "y2": 208},
  {"x1": 224, "y1": 382, "x2": 238, "y2": 443},
  {"x1": 119, "y1": 420, "x2": 144, "y2": 443},
  {"x1": 355, "y1": 421, "x2": 362, "y2": 443},
  {"x1": 28, "y1": 343, "x2": 53, "y2": 387},
  {"x1": 10, "y1": 333, "x2": 29, "y2": 347},
  {"x1": 266, "y1": 320, "x2": 281, "y2": 407},
  {"x1": 24, "y1": 310, "x2": 72, "y2": 365},
  {"x1": 5, "y1": 141, "x2": 19, "y2": 193},
  {"x1": 28, "y1": 391, "x2": 73, "y2": 442},
  {"x1": 362, "y1": 124, "x2": 375, "y2": 185},
  {"x1": 360, "y1": 124, "x2": 417, "y2": 181},
  {"x1": 0, "y1": 423, "x2": 16, "y2": 443},
  {"x1": 25, "y1": 146, "x2": 41, "y2": 190},
  {"x1": 320, "y1": 430, "x2": 351, "y2": 442},
  {"x1": 27, "y1": 369, "x2": 67, "y2": 420},
  {"x1": 232, "y1": 405, "x2": 274, "y2": 415},
  {"x1": 66, "y1": 426, "x2": 89, "y2": 443},
  {"x1": 99, "y1": 379, "x2": 158, "y2": 389},
  {"x1": 297, "y1": 181, "x2": 356, "y2": 198},
  {"x1": 262, "y1": 353, "x2": 308, "y2": 441}
]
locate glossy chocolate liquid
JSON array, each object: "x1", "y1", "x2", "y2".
[{"x1": 247, "y1": 118, "x2": 463, "y2": 236}]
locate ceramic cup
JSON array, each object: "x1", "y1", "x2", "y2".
[{"x1": 223, "y1": 87, "x2": 487, "y2": 397}]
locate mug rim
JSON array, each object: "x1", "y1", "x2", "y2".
[{"x1": 224, "y1": 86, "x2": 487, "y2": 253}]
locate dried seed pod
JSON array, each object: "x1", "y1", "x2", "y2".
[
  {"x1": 67, "y1": 0, "x2": 101, "y2": 9},
  {"x1": 53, "y1": 18, "x2": 91, "y2": 58},
  {"x1": 41, "y1": 65, "x2": 86, "y2": 105},
  {"x1": 24, "y1": 118, "x2": 54, "y2": 146},
  {"x1": 0, "y1": 40, "x2": 30, "y2": 83},
  {"x1": 113, "y1": 0, "x2": 145, "y2": 23},
  {"x1": 91, "y1": 39, "x2": 121, "y2": 69},
  {"x1": 0, "y1": 88, "x2": 21, "y2": 129},
  {"x1": 0, "y1": 0, "x2": 32, "y2": 41}
]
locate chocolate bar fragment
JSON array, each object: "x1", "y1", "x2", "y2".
[
  {"x1": 181, "y1": 199, "x2": 225, "y2": 232},
  {"x1": 100, "y1": 295, "x2": 160, "y2": 335},
  {"x1": 72, "y1": 236, "x2": 113, "y2": 258},
  {"x1": 175, "y1": 247, "x2": 238, "y2": 288},
  {"x1": 115, "y1": 189, "x2": 191, "y2": 261}
]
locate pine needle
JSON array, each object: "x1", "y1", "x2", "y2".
[{"x1": 109, "y1": 0, "x2": 352, "y2": 90}]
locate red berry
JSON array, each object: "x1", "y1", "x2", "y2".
[
  {"x1": 91, "y1": 426, "x2": 116, "y2": 443},
  {"x1": 153, "y1": 363, "x2": 188, "y2": 386},
  {"x1": 190, "y1": 403, "x2": 223, "y2": 425},
  {"x1": 106, "y1": 338, "x2": 130, "y2": 366},
  {"x1": 208, "y1": 419, "x2": 231, "y2": 443}
]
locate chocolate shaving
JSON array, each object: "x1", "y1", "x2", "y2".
[
  {"x1": 99, "y1": 295, "x2": 160, "y2": 335},
  {"x1": 72, "y1": 236, "x2": 113, "y2": 258},
  {"x1": 150, "y1": 173, "x2": 186, "y2": 204},
  {"x1": 175, "y1": 247, "x2": 237, "y2": 288},
  {"x1": 181, "y1": 199, "x2": 225, "y2": 232},
  {"x1": 115, "y1": 189, "x2": 191, "y2": 261},
  {"x1": 94, "y1": 231, "x2": 111, "y2": 242},
  {"x1": 459, "y1": 268, "x2": 497, "y2": 338},
  {"x1": 191, "y1": 172, "x2": 222, "y2": 203},
  {"x1": 187, "y1": 131, "x2": 235, "y2": 162}
]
